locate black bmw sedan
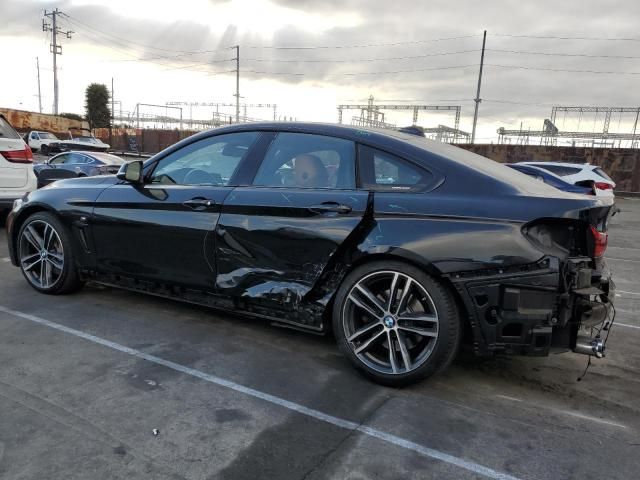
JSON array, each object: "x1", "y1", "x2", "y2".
[
  {"x1": 33, "y1": 151, "x2": 125, "y2": 188},
  {"x1": 5, "y1": 123, "x2": 615, "y2": 385}
]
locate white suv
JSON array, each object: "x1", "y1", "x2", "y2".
[
  {"x1": 519, "y1": 162, "x2": 616, "y2": 197},
  {"x1": 0, "y1": 115, "x2": 37, "y2": 212}
]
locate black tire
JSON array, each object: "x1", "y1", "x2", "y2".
[
  {"x1": 17, "y1": 211, "x2": 84, "y2": 295},
  {"x1": 333, "y1": 260, "x2": 461, "y2": 386},
  {"x1": 40, "y1": 144, "x2": 49, "y2": 155}
]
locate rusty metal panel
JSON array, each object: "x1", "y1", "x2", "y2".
[{"x1": 0, "y1": 108, "x2": 88, "y2": 136}]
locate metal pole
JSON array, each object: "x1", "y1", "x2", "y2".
[
  {"x1": 36, "y1": 57, "x2": 42, "y2": 113},
  {"x1": 235, "y1": 45, "x2": 240, "y2": 123},
  {"x1": 52, "y1": 9, "x2": 59, "y2": 115},
  {"x1": 471, "y1": 30, "x2": 487, "y2": 144},
  {"x1": 110, "y1": 77, "x2": 115, "y2": 146}
]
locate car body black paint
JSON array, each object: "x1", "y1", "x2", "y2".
[{"x1": 7, "y1": 122, "x2": 615, "y2": 355}]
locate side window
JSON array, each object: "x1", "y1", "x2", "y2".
[
  {"x1": 50, "y1": 154, "x2": 69, "y2": 165},
  {"x1": 358, "y1": 145, "x2": 431, "y2": 190},
  {"x1": 150, "y1": 132, "x2": 259, "y2": 186},
  {"x1": 31, "y1": 132, "x2": 40, "y2": 140},
  {"x1": 68, "y1": 153, "x2": 87, "y2": 164},
  {"x1": 253, "y1": 133, "x2": 355, "y2": 189}
]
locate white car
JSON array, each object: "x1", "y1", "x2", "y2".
[
  {"x1": 26, "y1": 130, "x2": 60, "y2": 153},
  {"x1": 0, "y1": 115, "x2": 37, "y2": 212},
  {"x1": 518, "y1": 162, "x2": 616, "y2": 197}
]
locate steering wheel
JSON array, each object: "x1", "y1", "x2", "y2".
[{"x1": 183, "y1": 169, "x2": 215, "y2": 185}]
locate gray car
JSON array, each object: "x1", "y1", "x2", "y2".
[{"x1": 33, "y1": 151, "x2": 125, "y2": 188}]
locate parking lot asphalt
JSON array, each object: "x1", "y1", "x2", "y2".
[{"x1": 0, "y1": 198, "x2": 639, "y2": 480}]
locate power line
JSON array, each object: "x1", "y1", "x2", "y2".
[
  {"x1": 493, "y1": 33, "x2": 640, "y2": 42},
  {"x1": 487, "y1": 48, "x2": 640, "y2": 60},
  {"x1": 244, "y1": 34, "x2": 483, "y2": 49},
  {"x1": 63, "y1": 13, "x2": 230, "y2": 54},
  {"x1": 486, "y1": 63, "x2": 640, "y2": 75},
  {"x1": 244, "y1": 64, "x2": 478, "y2": 77},
  {"x1": 243, "y1": 49, "x2": 479, "y2": 63}
]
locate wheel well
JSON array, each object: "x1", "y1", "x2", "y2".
[
  {"x1": 321, "y1": 253, "x2": 473, "y2": 336},
  {"x1": 11, "y1": 205, "x2": 55, "y2": 253}
]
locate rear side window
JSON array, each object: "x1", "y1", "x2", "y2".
[
  {"x1": 253, "y1": 133, "x2": 356, "y2": 189},
  {"x1": 594, "y1": 167, "x2": 613, "y2": 181},
  {"x1": 358, "y1": 145, "x2": 432, "y2": 191},
  {"x1": 536, "y1": 164, "x2": 582, "y2": 176},
  {"x1": 0, "y1": 117, "x2": 21, "y2": 139}
]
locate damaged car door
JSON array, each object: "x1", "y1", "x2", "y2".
[
  {"x1": 215, "y1": 132, "x2": 368, "y2": 328},
  {"x1": 91, "y1": 132, "x2": 260, "y2": 290}
]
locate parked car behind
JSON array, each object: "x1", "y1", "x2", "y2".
[
  {"x1": 6, "y1": 123, "x2": 616, "y2": 386},
  {"x1": 0, "y1": 114, "x2": 37, "y2": 212},
  {"x1": 44, "y1": 128, "x2": 110, "y2": 154},
  {"x1": 519, "y1": 162, "x2": 615, "y2": 197},
  {"x1": 34, "y1": 151, "x2": 125, "y2": 188},
  {"x1": 506, "y1": 163, "x2": 594, "y2": 195},
  {"x1": 25, "y1": 131, "x2": 61, "y2": 154}
]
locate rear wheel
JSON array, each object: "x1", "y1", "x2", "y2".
[
  {"x1": 17, "y1": 212, "x2": 83, "y2": 294},
  {"x1": 40, "y1": 144, "x2": 49, "y2": 155},
  {"x1": 333, "y1": 260, "x2": 461, "y2": 386}
]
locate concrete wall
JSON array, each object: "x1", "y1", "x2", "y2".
[
  {"x1": 0, "y1": 108, "x2": 88, "y2": 136},
  {"x1": 459, "y1": 144, "x2": 639, "y2": 192}
]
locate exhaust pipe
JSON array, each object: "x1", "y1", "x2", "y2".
[{"x1": 574, "y1": 335, "x2": 605, "y2": 358}]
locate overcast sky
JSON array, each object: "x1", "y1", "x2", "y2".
[{"x1": 1, "y1": 0, "x2": 639, "y2": 143}]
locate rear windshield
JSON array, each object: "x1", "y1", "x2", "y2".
[
  {"x1": 0, "y1": 117, "x2": 21, "y2": 139},
  {"x1": 535, "y1": 164, "x2": 582, "y2": 176},
  {"x1": 594, "y1": 167, "x2": 613, "y2": 181}
]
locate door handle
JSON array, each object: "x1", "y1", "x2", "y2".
[
  {"x1": 183, "y1": 198, "x2": 215, "y2": 210},
  {"x1": 309, "y1": 202, "x2": 352, "y2": 215}
]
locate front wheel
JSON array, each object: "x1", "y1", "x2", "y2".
[
  {"x1": 17, "y1": 212, "x2": 83, "y2": 294},
  {"x1": 333, "y1": 260, "x2": 461, "y2": 386}
]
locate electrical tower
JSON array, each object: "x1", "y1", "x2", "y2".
[
  {"x1": 43, "y1": 8, "x2": 73, "y2": 115},
  {"x1": 497, "y1": 106, "x2": 640, "y2": 148},
  {"x1": 338, "y1": 95, "x2": 466, "y2": 142}
]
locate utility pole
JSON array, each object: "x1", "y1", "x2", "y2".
[
  {"x1": 36, "y1": 57, "x2": 42, "y2": 113},
  {"x1": 234, "y1": 45, "x2": 240, "y2": 123},
  {"x1": 471, "y1": 30, "x2": 487, "y2": 144},
  {"x1": 110, "y1": 77, "x2": 114, "y2": 146},
  {"x1": 43, "y1": 8, "x2": 72, "y2": 115}
]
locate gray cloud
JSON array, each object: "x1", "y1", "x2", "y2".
[{"x1": 3, "y1": 0, "x2": 640, "y2": 133}]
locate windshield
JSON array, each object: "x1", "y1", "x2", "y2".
[
  {"x1": 594, "y1": 167, "x2": 613, "y2": 181},
  {"x1": 39, "y1": 132, "x2": 58, "y2": 140}
]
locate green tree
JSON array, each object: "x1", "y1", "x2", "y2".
[{"x1": 84, "y1": 83, "x2": 111, "y2": 128}]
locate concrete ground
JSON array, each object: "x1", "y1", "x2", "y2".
[{"x1": 0, "y1": 198, "x2": 638, "y2": 480}]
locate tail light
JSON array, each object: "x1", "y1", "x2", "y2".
[
  {"x1": 1, "y1": 146, "x2": 33, "y2": 163},
  {"x1": 594, "y1": 182, "x2": 613, "y2": 191},
  {"x1": 589, "y1": 225, "x2": 608, "y2": 258}
]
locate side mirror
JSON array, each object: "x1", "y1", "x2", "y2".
[{"x1": 117, "y1": 160, "x2": 144, "y2": 184}]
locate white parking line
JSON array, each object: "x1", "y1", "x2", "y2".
[
  {"x1": 606, "y1": 257, "x2": 640, "y2": 263},
  {"x1": 616, "y1": 323, "x2": 640, "y2": 330},
  {"x1": 617, "y1": 290, "x2": 640, "y2": 297},
  {"x1": 558, "y1": 410, "x2": 627, "y2": 429},
  {"x1": 0, "y1": 305, "x2": 520, "y2": 480},
  {"x1": 0, "y1": 257, "x2": 10, "y2": 263}
]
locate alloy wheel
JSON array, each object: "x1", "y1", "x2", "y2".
[
  {"x1": 342, "y1": 270, "x2": 439, "y2": 375},
  {"x1": 19, "y1": 220, "x2": 65, "y2": 289}
]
